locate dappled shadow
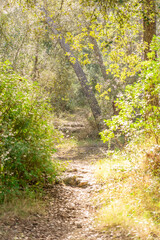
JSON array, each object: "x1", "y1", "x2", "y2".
[
  {"x1": 55, "y1": 144, "x2": 108, "y2": 161},
  {"x1": 0, "y1": 140, "x2": 134, "y2": 240}
]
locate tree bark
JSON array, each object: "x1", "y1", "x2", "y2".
[
  {"x1": 88, "y1": 34, "x2": 108, "y2": 82},
  {"x1": 142, "y1": 0, "x2": 159, "y2": 108},
  {"x1": 142, "y1": 0, "x2": 156, "y2": 60},
  {"x1": 41, "y1": 8, "x2": 101, "y2": 128}
]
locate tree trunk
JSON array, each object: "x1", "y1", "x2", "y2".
[
  {"x1": 88, "y1": 34, "x2": 108, "y2": 82},
  {"x1": 142, "y1": 0, "x2": 156, "y2": 60},
  {"x1": 142, "y1": 0, "x2": 159, "y2": 109},
  {"x1": 88, "y1": 32, "x2": 116, "y2": 114},
  {"x1": 41, "y1": 8, "x2": 101, "y2": 128}
]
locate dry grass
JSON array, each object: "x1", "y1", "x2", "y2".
[
  {"x1": 95, "y1": 136, "x2": 160, "y2": 240},
  {"x1": 0, "y1": 194, "x2": 46, "y2": 219}
]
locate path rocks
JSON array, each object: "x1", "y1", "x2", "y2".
[
  {"x1": 63, "y1": 176, "x2": 80, "y2": 186},
  {"x1": 60, "y1": 122, "x2": 85, "y2": 133},
  {"x1": 55, "y1": 121, "x2": 87, "y2": 139}
]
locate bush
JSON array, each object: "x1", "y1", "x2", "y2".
[
  {"x1": 0, "y1": 61, "x2": 60, "y2": 202},
  {"x1": 100, "y1": 51, "x2": 160, "y2": 146},
  {"x1": 145, "y1": 145, "x2": 160, "y2": 177}
]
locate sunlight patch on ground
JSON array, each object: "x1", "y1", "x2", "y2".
[{"x1": 94, "y1": 137, "x2": 160, "y2": 240}]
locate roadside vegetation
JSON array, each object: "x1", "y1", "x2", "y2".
[
  {"x1": 95, "y1": 43, "x2": 160, "y2": 239},
  {"x1": 0, "y1": 62, "x2": 61, "y2": 206},
  {"x1": 95, "y1": 136, "x2": 160, "y2": 239}
]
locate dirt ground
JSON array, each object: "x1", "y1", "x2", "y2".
[{"x1": 0, "y1": 139, "x2": 134, "y2": 240}]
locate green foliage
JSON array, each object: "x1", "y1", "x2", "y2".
[
  {"x1": 95, "y1": 137, "x2": 160, "y2": 239},
  {"x1": 100, "y1": 41, "x2": 160, "y2": 145},
  {"x1": 0, "y1": 62, "x2": 60, "y2": 203}
]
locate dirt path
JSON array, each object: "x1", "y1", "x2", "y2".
[{"x1": 0, "y1": 140, "x2": 131, "y2": 240}]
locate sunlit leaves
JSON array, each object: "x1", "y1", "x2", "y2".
[
  {"x1": 100, "y1": 48, "x2": 160, "y2": 145},
  {"x1": 0, "y1": 62, "x2": 60, "y2": 201}
]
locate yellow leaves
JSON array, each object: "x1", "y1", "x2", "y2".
[
  {"x1": 81, "y1": 59, "x2": 91, "y2": 65},
  {"x1": 80, "y1": 56, "x2": 91, "y2": 65},
  {"x1": 120, "y1": 68, "x2": 127, "y2": 81},
  {"x1": 107, "y1": 63, "x2": 120, "y2": 78},
  {"x1": 65, "y1": 52, "x2": 76, "y2": 64},
  {"x1": 90, "y1": 24, "x2": 96, "y2": 30},
  {"x1": 95, "y1": 84, "x2": 111, "y2": 100},
  {"x1": 49, "y1": 13, "x2": 55, "y2": 18},
  {"x1": 72, "y1": 42, "x2": 83, "y2": 51},
  {"x1": 82, "y1": 27, "x2": 87, "y2": 32},
  {"x1": 110, "y1": 51, "x2": 121, "y2": 63},
  {"x1": 96, "y1": 24, "x2": 103, "y2": 32},
  {"x1": 66, "y1": 32, "x2": 73, "y2": 38},
  {"x1": 109, "y1": 14, "x2": 115, "y2": 23},
  {"x1": 100, "y1": 91, "x2": 110, "y2": 100},
  {"x1": 106, "y1": 69, "x2": 111, "y2": 75},
  {"x1": 107, "y1": 40, "x2": 143, "y2": 81},
  {"x1": 61, "y1": 97, "x2": 69, "y2": 101},
  {"x1": 78, "y1": 14, "x2": 82, "y2": 18},
  {"x1": 70, "y1": 56, "x2": 76, "y2": 64},
  {"x1": 88, "y1": 43, "x2": 94, "y2": 49},
  {"x1": 89, "y1": 31, "x2": 97, "y2": 38},
  {"x1": 66, "y1": 31, "x2": 88, "y2": 52},
  {"x1": 95, "y1": 83, "x2": 102, "y2": 93}
]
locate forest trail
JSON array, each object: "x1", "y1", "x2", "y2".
[{"x1": 0, "y1": 135, "x2": 132, "y2": 240}]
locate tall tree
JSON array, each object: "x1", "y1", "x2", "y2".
[
  {"x1": 142, "y1": 0, "x2": 156, "y2": 60},
  {"x1": 142, "y1": 0, "x2": 159, "y2": 107},
  {"x1": 88, "y1": 33, "x2": 108, "y2": 82},
  {"x1": 41, "y1": 7, "x2": 102, "y2": 128}
]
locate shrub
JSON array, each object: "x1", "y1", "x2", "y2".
[
  {"x1": 0, "y1": 61, "x2": 60, "y2": 202},
  {"x1": 145, "y1": 145, "x2": 160, "y2": 177},
  {"x1": 100, "y1": 50, "x2": 160, "y2": 146}
]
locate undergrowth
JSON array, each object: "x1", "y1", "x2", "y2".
[
  {"x1": 0, "y1": 62, "x2": 62, "y2": 204},
  {"x1": 0, "y1": 190, "x2": 46, "y2": 219},
  {"x1": 95, "y1": 136, "x2": 160, "y2": 240}
]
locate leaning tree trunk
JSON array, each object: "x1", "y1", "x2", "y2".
[
  {"x1": 88, "y1": 31, "x2": 118, "y2": 115},
  {"x1": 41, "y1": 8, "x2": 101, "y2": 128},
  {"x1": 88, "y1": 34, "x2": 108, "y2": 82}
]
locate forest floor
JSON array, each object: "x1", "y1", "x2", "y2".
[
  {"x1": 0, "y1": 116, "x2": 134, "y2": 240},
  {"x1": 0, "y1": 139, "x2": 134, "y2": 240}
]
